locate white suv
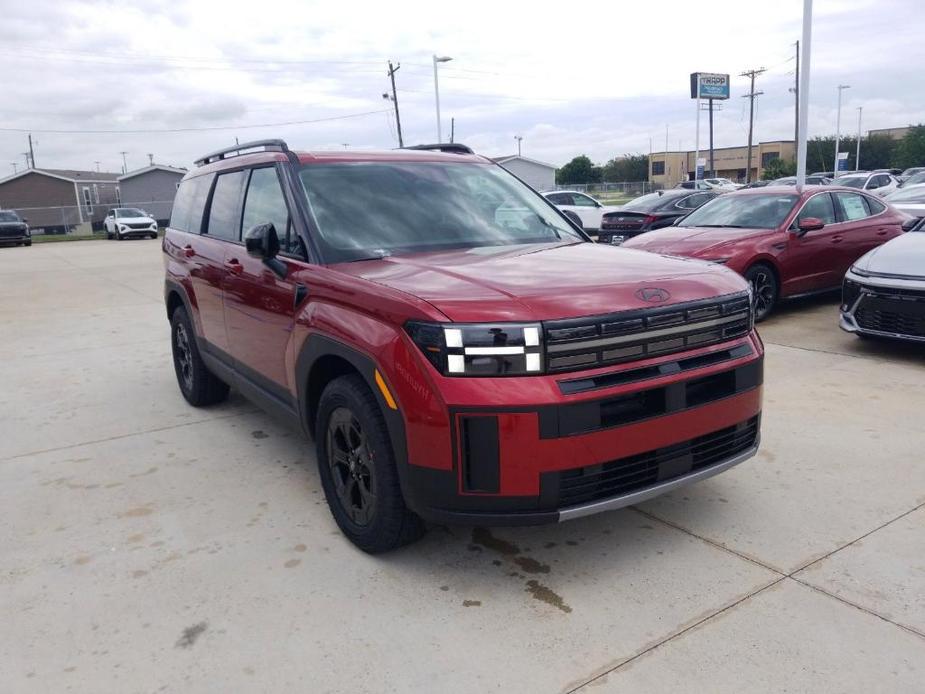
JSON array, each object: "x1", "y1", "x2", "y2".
[
  {"x1": 104, "y1": 208, "x2": 159, "y2": 240},
  {"x1": 835, "y1": 172, "x2": 900, "y2": 197},
  {"x1": 543, "y1": 191, "x2": 620, "y2": 231}
]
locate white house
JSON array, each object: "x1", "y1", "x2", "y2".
[{"x1": 491, "y1": 155, "x2": 557, "y2": 192}]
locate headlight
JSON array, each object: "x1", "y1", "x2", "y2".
[
  {"x1": 150, "y1": 223, "x2": 157, "y2": 229},
  {"x1": 405, "y1": 321, "x2": 543, "y2": 376},
  {"x1": 119, "y1": 224, "x2": 127, "y2": 231},
  {"x1": 849, "y1": 264, "x2": 869, "y2": 277},
  {"x1": 842, "y1": 278, "x2": 861, "y2": 311}
]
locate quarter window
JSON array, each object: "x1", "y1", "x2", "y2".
[
  {"x1": 206, "y1": 171, "x2": 247, "y2": 241},
  {"x1": 866, "y1": 197, "x2": 886, "y2": 215},
  {"x1": 170, "y1": 174, "x2": 213, "y2": 233},
  {"x1": 834, "y1": 192, "x2": 870, "y2": 221},
  {"x1": 242, "y1": 167, "x2": 300, "y2": 256}
]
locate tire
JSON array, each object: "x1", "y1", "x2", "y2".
[
  {"x1": 170, "y1": 306, "x2": 229, "y2": 406},
  {"x1": 315, "y1": 374, "x2": 424, "y2": 553},
  {"x1": 744, "y1": 263, "x2": 778, "y2": 322},
  {"x1": 24, "y1": 240, "x2": 31, "y2": 247}
]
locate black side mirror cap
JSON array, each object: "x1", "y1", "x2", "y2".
[
  {"x1": 901, "y1": 217, "x2": 923, "y2": 232},
  {"x1": 244, "y1": 222, "x2": 280, "y2": 260}
]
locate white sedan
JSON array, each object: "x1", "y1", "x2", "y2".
[
  {"x1": 543, "y1": 191, "x2": 620, "y2": 231},
  {"x1": 104, "y1": 207, "x2": 159, "y2": 240}
]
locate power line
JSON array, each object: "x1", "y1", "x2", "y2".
[{"x1": 0, "y1": 109, "x2": 392, "y2": 135}]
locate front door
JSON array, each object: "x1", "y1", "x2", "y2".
[
  {"x1": 223, "y1": 166, "x2": 306, "y2": 395},
  {"x1": 783, "y1": 191, "x2": 841, "y2": 294}
]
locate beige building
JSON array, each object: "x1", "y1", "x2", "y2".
[
  {"x1": 649, "y1": 140, "x2": 796, "y2": 188},
  {"x1": 867, "y1": 126, "x2": 912, "y2": 140}
]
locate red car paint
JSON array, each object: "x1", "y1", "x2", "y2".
[
  {"x1": 164, "y1": 144, "x2": 764, "y2": 531},
  {"x1": 622, "y1": 186, "x2": 906, "y2": 299}
]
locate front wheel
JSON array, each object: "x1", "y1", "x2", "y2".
[
  {"x1": 744, "y1": 263, "x2": 778, "y2": 322},
  {"x1": 315, "y1": 374, "x2": 424, "y2": 553}
]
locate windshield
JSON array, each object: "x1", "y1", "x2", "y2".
[
  {"x1": 903, "y1": 173, "x2": 925, "y2": 187},
  {"x1": 623, "y1": 192, "x2": 675, "y2": 212},
  {"x1": 117, "y1": 208, "x2": 146, "y2": 217},
  {"x1": 679, "y1": 193, "x2": 799, "y2": 229},
  {"x1": 838, "y1": 177, "x2": 866, "y2": 189},
  {"x1": 0, "y1": 211, "x2": 20, "y2": 222},
  {"x1": 299, "y1": 162, "x2": 583, "y2": 262},
  {"x1": 887, "y1": 186, "x2": 925, "y2": 202}
]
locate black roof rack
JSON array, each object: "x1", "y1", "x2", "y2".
[
  {"x1": 194, "y1": 139, "x2": 290, "y2": 167},
  {"x1": 402, "y1": 143, "x2": 474, "y2": 155}
]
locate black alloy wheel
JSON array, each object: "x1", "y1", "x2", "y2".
[
  {"x1": 745, "y1": 264, "x2": 778, "y2": 322},
  {"x1": 326, "y1": 407, "x2": 377, "y2": 527}
]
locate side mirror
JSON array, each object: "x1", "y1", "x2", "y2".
[
  {"x1": 797, "y1": 217, "x2": 825, "y2": 234},
  {"x1": 901, "y1": 217, "x2": 922, "y2": 232},
  {"x1": 245, "y1": 222, "x2": 280, "y2": 260},
  {"x1": 244, "y1": 222, "x2": 287, "y2": 277},
  {"x1": 21, "y1": 217, "x2": 28, "y2": 223}
]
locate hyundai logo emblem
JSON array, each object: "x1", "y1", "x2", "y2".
[{"x1": 635, "y1": 287, "x2": 671, "y2": 303}]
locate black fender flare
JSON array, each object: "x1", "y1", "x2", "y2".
[{"x1": 164, "y1": 278, "x2": 194, "y2": 322}]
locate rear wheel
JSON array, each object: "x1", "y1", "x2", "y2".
[
  {"x1": 745, "y1": 263, "x2": 778, "y2": 322},
  {"x1": 170, "y1": 306, "x2": 229, "y2": 406},
  {"x1": 315, "y1": 374, "x2": 424, "y2": 553}
]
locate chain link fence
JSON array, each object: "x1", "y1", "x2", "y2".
[
  {"x1": 3, "y1": 201, "x2": 174, "y2": 235},
  {"x1": 551, "y1": 181, "x2": 658, "y2": 196}
]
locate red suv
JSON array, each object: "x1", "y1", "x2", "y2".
[{"x1": 163, "y1": 140, "x2": 764, "y2": 552}]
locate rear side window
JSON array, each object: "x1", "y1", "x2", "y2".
[
  {"x1": 170, "y1": 174, "x2": 213, "y2": 233},
  {"x1": 206, "y1": 171, "x2": 247, "y2": 241},
  {"x1": 242, "y1": 167, "x2": 301, "y2": 257},
  {"x1": 834, "y1": 192, "x2": 870, "y2": 222},
  {"x1": 677, "y1": 193, "x2": 714, "y2": 210},
  {"x1": 797, "y1": 193, "x2": 836, "y2": 225}
]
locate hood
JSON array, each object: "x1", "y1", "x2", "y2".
[
  {"x1": 332, "y1": 242, "x2": 747, "y2": 322},
  {"x1": 0, "y1": 221, "x2": 25, "y2": 228},
  {"x1": 854, "y1": 231, "x2": 925, "y2": 278},
  {"x1": 621, "y1": 226, "x2": 770, "y2": 256}
]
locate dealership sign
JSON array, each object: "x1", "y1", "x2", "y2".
[{"x1": 690, "y1": 73, "x2": 730, "y2": 100}]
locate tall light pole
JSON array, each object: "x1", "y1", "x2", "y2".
[
  {"x1": 833, "y1": 84, "x2": 850, "y2": 178},
  {"x1": 515, "y1": 135, "x2": 523, "y2": 156},
  {"x1": 855, "y1": 106, "x2": 863, "y2": 171},
  {"x1": 795, "y1": 0, "x2": 813, "y2": 191},
  {"x1": 433, "y1": 55, "x2": 452, "y2": 142}
]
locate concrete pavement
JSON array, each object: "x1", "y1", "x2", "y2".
[{"x1": 1, "y1": 241, "x2": 923, "y2": 693}]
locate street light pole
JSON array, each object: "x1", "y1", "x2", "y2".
[
  {"x1": 833, "y1": 84, "x2": 850, "y2": 178},
  {"x1": 855, "y1": 106, "x2": 863, "y2": 170},
  {"x1": 795, "y1": 0, "x2": 813, "y2": 190},
  {"x1": 433, "y1": 55, "x2": 452, "y2": 142},
  {"x1": 515, "y1": 135, "x2": 523, "y2": 156}
]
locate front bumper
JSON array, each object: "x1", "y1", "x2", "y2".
[
  {"x1": 840, "y1": 269, "x2": 925, "y2": 343},
  {"x1": 400, "y1": 334, "x2": 764, "y2": 525}
]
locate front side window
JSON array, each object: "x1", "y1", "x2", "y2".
[
  {"x1": 834, "y1": 192, "x2": 870, "y2": 221},
  {"x1": 206, "y1": 171, "x2": 246, "y2": 241},
  {"x1": 571, "y1": 194, "x2": 598, "y2": 207},
  {"x1": 679, "y1": 193, "x2": 799, "y2": 230},
  {"x1": 546, "y1": 193, "x2": 569, "y2": 205},
  {"x1": 242, "y1": 167, "x2": 300, "y2": 256},
  {"x1": 796, "y1": 193, "x2": 836, "y2": 226},
  {"x1": 299, "y1": 162, "x2": 583, "y2": 263}
]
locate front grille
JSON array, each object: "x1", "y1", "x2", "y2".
[
  {"x1": 554, "y1": 416, "x2": 759, "y2": 508},
  {"x1": 856, "y1": 294, "x2": 925, "y2": 337},
  {"x1": 543, "y1": 291, "x2": 752, "y2": 373},
  {"x1": 125, "y1": 222, "x2": 152, "y2": 230},
  {"x1": 0, "y1": 227, "x2": 25, "y2": 238}
]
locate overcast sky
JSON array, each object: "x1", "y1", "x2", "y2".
[{"x1": 0, "y1": 0, "x2": 922, "y2": 174}]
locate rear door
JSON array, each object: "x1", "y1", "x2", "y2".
[
  {"x1": 833, "y1": 192, "x2": 893, "y2": 270},
  {"x1": 784, "y1": 191, "x2": 841, "y2": 293},
  {"x1": 223, "y1": 166, "x2": 306, "y2": 395}
]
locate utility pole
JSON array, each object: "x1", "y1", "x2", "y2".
[
  {"x1": 433, "y1": 55, "x2": 452, "y2": 142},
  {"x1": 855, "y1": 106, "x2": 863, "y2": 170},
  {"x1": 740, "y1": 67, "x2": 766, "y2": 183},
  {"x1": 119, "y1": 151, "x2": 128, "y2": 174},
  {"x1": 387, "y1": 61, "x2": 404, "y2": 147},
  {"x1": 147, "y1": 153, "x2": 154, "y2": 166},
  {"x1": 94, "y1": 161, "x2": 101, "y2": 172},
  {"x1": 27, "y1": 133, "x2": 35, "y2": 168},
  {"x1": 21, "y1": 153, "x2": 30, "y2": 169},
  {"x1": 834, "y1": 84, "x2": 850, "y2": 177},
  {"x1": 515, "y1": 135, "x2": 523, "y2": 156},
  {"x1": 11, "y1": 162, "x2": 18, "y2": 174}
]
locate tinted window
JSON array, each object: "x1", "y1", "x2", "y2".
[
  {"x1": 546, "y1": 193, "x2": 569, "y2": 205},
  {"x1": 206, "y1": 171, "x2": 246, "y2": 241},
  {"x1": 624, "y1": 192, "x2": 673, "y2": 213},
  {"x1": 571, "y1": 194, "x2": 597, "y2": 207},
  {"x1": 677, "y1": 192, "x2": 714, "y2": 210},
  {"x1": 866, "y1": 197, "x2": 886, "y2": 214},
  {"x1": 299, "y1": 162, "x2": 581, "y2": 262},
  {"x1": 170, "y1": 174, "x2": 212, "y2": 233},
  {"x1": 796, "y1": 193, "x2": 836, "y2": 225},
  {"x1": 242, "y1": 167, "x2": 300, "y2": 256},
  {"x1": 834, "y1": 192, "x2": 870, "y2": 221}
]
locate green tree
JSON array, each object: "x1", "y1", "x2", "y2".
[
  {"x1": 806, "y1": 134, "x2": 896, "y2": 173},
  {"x1": 602, "y1": 154, "x2": 649, "y2": 182},
  {"x1": 761, "y1": 157, "x2": 797, "y2": 180},
  {"x1": 893, "y1": 125, "x2": 925, "y2": 169},
  {"x1": 556, "y1": 155, "x2": 599, "y2": 185}
]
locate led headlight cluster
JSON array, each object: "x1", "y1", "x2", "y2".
[{"x1": 405, "y1": 321, "x2": 544, "y2": 376}]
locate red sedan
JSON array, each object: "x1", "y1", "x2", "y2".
[{"x1": 621, "y1": 186, "x2": 907, "y2": 319}]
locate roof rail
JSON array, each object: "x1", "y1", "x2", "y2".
[
  {"x1": 194, "y1": 139, "x2": 290, "y2": 167},
  {"x1": 402, "y1": 143, "x2": 474, "y2": 155}
]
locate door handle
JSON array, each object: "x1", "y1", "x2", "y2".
[
  {"x1": 876, "y1": 229, "x2": 888, "y2": 236},
  {"x1": 831, "y1": 235, "x2": 844, "y2": 243},
  {"x1": 225, "y1": 258, "x2": 244, "y2": 274},
  {"x1": 182, "y1": 244, "x2": 195, "y2": 258}
]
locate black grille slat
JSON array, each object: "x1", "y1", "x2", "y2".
[
  {"x1": 544, "y1": 292, "x2": 752, "y2": 374},
  {"x1": 855, "y1": 293, "x2": 925, "y2": 338},
  {"x1": 553, "y1": 417, "x2": 759, "y2": 507}
]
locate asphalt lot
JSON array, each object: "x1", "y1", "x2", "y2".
[{"x1": 2, "y1": 240, "x2": 924, "y2": 694}]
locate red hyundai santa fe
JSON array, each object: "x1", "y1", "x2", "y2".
[
  {"x1": 163, "y1": 140, "x2": 763, "y2": 552},
  {"x1": 622, "y1": 185, "x2": 906, "y2": 320}
]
